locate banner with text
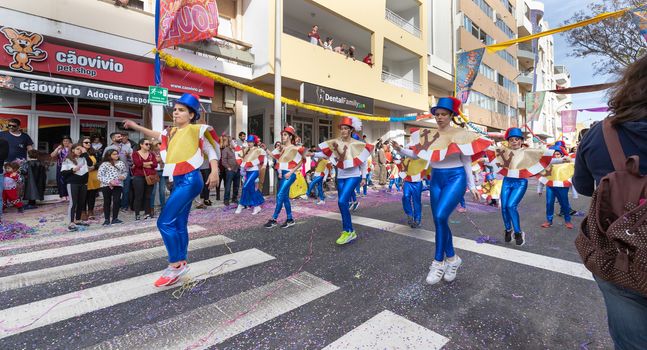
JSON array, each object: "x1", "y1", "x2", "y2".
[
  {"x1": 560, "y1": 110, "x2": 578, "y2": 133},
  {"x1": 455, "y1": 48, "x2": 485, "y2": 103},
  {"x1": 158, "y1": 0, "x2": 219, "y2": 50},
  {"x1": 525, "y1": 91, "x2": 546, "y2": 122}
]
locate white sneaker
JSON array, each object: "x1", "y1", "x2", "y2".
[
  {"x1": 443, "y1": 256, "x2": 462, "y2": 282},
  {"x1": 425, "y1": 260, "x2": 446, "y2": 285},
  {"x1": 316, "y1": 200, "x2": 325, "y2": 205},
  {"x1": 234, "y1": 205, "x2": 243, "y2": 214},
  {"x1": 252, "y1": 206, "x2": 261, "y2": 215}
]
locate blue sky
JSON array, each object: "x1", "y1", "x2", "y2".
[{"x1": 540, "y1": 0, "x2": 613, "y2": 125}]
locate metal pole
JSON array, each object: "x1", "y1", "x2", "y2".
[{"x1": 273, "y1": 0, "x2": 282, "y2": 144}]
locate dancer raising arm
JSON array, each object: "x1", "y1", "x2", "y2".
[
  {"x1": 123, "y1": 93, "x2": 220, "y2": 287},
  {"x1": 314, "y1": 117, "x2": 373, "y2": 245},
  {"x1": 265, "y1": 125, "x2": 304, "y2": 229},
  {"x1": 392, "y1": 97, "x2": 491, "y2": 285}
]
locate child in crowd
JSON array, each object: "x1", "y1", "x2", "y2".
[
  {"x1": 23, "y1": 149, "x2": 46, "y2": 209},
  {"x1": 97, "y1": 149, "x2": 128, "y2": 226},
  {"x1": 3, "y1": 162, "x2": 24, "y2": 213},
  {"x1": 61, "y1": 143, "x2": 92, "y2": 231}
]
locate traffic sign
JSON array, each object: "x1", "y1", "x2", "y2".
[{"x1": 148, "y1": 86, "x2": 168, "y2": 105}]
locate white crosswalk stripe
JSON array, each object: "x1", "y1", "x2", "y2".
[
  {"x1": 86, "y1": 272, "x2": 339, "y2": 350},
  {"x1": 0, "y1": 248, "x2": 275, "y2": 339},
  {"x1": 0, "y1": 225, "x2": 205, "y2": 267},
  {"x1": 0, "y1": 222, "x2": 158, "y2": 252},
  {"x1": 323, "y1": 310, "x2": 449, "y2": 350},
  {"x1": 0, "y1": 235, "x2": 234, "y2": 292},
  {"x1": 297, "y1": 207, "x2": 594, "y2": 281}
]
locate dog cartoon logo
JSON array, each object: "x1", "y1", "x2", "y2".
[
  {"x1": 0, "y1": 75, "x2": 14, "y2": 89},
  {"x1": 1, "y1": 27, "x2": 48, "y2": 72}
]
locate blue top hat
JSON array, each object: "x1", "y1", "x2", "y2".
[
  {"x1": 175, "y1": 93, "x2": 201, "y2": 121},
  {"x1": 504, "y1": 127, "x2": 523, "y2": 140},
  {"x1": 431, "y1": 97, "x2": 461, "y2": 116}
]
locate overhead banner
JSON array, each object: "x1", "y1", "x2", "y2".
[
  {"x1": 158, "y1": 0, "x2": 219, "y2": 50},
  {"x1": 560, "y1": 110, "x2": 578, "y2": 133},
  {"x1": 485, "y1": 8, "x2": 628, "y2": 53},
  {"x1": 455, "y1": 48, "x2": 485, "y2": 103},
  {"x1": 631, "y1": 6, "x2": 647, "y2": 43},
  {"x1": 525, "y1": 91, "x2": 546, "y2": 122}
]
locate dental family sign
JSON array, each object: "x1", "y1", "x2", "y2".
[{"x1": 157, "y1": 0, "x2": 220, "y2": 50}]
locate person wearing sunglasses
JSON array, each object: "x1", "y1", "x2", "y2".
[
  {"x1": 0, "y1": 118, "x2": 33, "y2": 162},
  {"x1": 132, "y1": 138, "x2": 158, "y2": 220}
]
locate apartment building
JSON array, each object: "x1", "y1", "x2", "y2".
[
  {"x1": 516, "y1": 1, "x2": 573, "y2": 144},
  {"x1": 0, "y1": 0, "x2": 253, "y2": 194},
  {"x1": 458, "y1": 0, "x2": 520, "y2": 133},
  {"x1": 243, "y1": 0, "x2": 429, "y2": 146}
]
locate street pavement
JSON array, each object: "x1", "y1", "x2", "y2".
[{"x1": 0, "y1": 181, "x2": 613, "y2": 349}]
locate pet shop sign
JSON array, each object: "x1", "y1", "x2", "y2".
[
  {"x1": 5, "y1": 75, "x2": 164, "y2": 106},
  {"x1": 0, "y1": 26, "x2": 214, "y2": 97}
]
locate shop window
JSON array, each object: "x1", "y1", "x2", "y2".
[
  {"x1": 0, "y1": 114, "x2": 29, "y2": 131},
  {"x1": 318, "y1": 120, "x2": 332, "y2": 144},
  {"x1": 36, "y1": 95, "x2": 74, "y2": 113},
  {"x1": 0, "y1": 90, "x2": 31, "y2": 110},
  {"x1": 79, "y1": 119, "x2": 108, "y2": 143},
  {"x1": 77, "y1": 99, "x2": 110, "y2": 116},
  {"x1": 248, "y1": 114, "x2": 264, "y2": 141},
  {"x1": 38, "y1": 116, "x2": 71, "y2": 153},
  {"x1": 114, "y1": 103, "x2": 144, "y2": 119}
]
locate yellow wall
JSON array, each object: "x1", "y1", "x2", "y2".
[{"x1": 268, "y1": 0, "x2": 429, "y2": 113}]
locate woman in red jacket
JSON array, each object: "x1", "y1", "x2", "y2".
[{"x1": 132, "y1": 138, "x2": 158, "y2": 220}]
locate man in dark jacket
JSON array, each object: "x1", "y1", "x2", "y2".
[
  {"x1": 574, "y1": 119, "x2": 647, "y2": 196},
  {"x1": 573, "y1": 53, "x2": 647, "y2": 350}
]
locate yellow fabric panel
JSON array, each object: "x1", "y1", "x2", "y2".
[
  {"x1": 544, "y1": 163, "x2": 575, "y2": 182},
  {"x1": 290, "y1": 172, "x2": 307, "y2": 199},
  {"x1": 165, "y1": 125, "x2": 201, "y2": 164},
  {"x1": 314, "y1": 159, "x2": 330, "y2": 173}
]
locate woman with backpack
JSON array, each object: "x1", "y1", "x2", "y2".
[{"x1": 573, "y1": 54, "x2": 647, "y2": 350}]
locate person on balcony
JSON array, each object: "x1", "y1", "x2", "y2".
[{"x1": 307, "y1": 25, "x2": 323, "y2": 46}]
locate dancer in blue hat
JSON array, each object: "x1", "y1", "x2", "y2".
[
  {"x1": 392, "y1": 97, "x2": 491, "y2": 285},
  {"x1": 123, "y1": 93, "x2": 220, "y2": 287},
  {"x1": 487, "y1": 127, "x2": 554, "y2": 245}
]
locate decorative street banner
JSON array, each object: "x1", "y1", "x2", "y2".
[
  {"x1": 525, "y1": 91, "x2": 546, "y2": 122},
  {"x1": 560, "y1": 110, "x2": 578, "y2": 133},
  {"x1": 455, "y1": 48, "x2": 485, "y2": 103},
  {"x1": 158, "y1": 0, "x2": 219, "y2": 50},
  {"x1": 631, "y1": 6, "x2": 647, "y2": 43}
]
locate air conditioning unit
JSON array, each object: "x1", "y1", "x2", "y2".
[{"x1": 224, "y1": 86, "x2": 236, "y2": 108}]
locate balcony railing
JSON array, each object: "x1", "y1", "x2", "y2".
[
  {"x1": 381, "y1": 71, "x2": 421, "y2": 93},
  {"x1": 385, "y1": 8, "x2": 422, "y2": 38}
]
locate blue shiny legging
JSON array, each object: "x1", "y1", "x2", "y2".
[
  {"x1": 500, "y1": 177, "x2": 528, "y2": 233},
  {"x1": 307, "y1": 175, "x2": 325, "y2": 201},
  {"x1": 429, "y1": 167, "x2": 466, "y2": 262},
  {"x1": 272, "y1": 170, "x2": 297, "y2": 220},
  {"x1": 546, "y1": 186, "x2": 571, "y2": 223},
  {"x1": 157, "y1": 169, "x2": 203, "y2": 263},
  {"x1": 402, "y1": 181, "x2": 422, "y2": 223},
  {"x1": 356, "y1": 174, "x2": 370, "y2": 195},
  {"x1": 337, "y1": 177, "x2": 362, "y2": 232},
  {"x1": 239, "y1": 170, "x2": 264, "y2": 207},
  {"x1": 389, "y1": 178, "x2": 402, "y2": 191}
]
